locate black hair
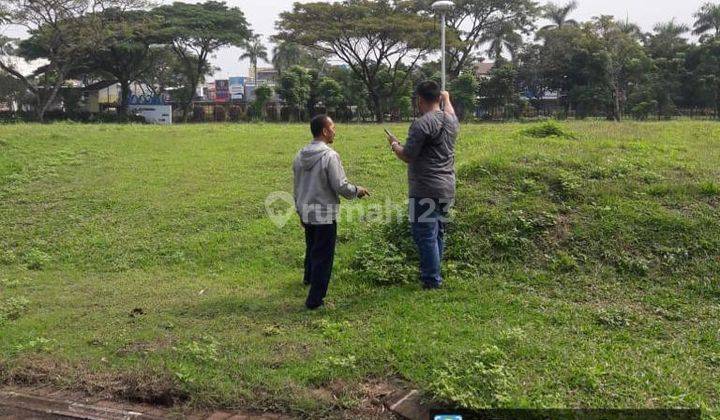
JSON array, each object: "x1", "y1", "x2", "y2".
[
  {"x1": 310, "y1": 114, "x2": 331, "y2": 138},
  {"x1": 415, "y1": 80, "x2": 441, "y2": 103}
]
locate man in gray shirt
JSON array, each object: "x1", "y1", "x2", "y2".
[
  {"x1": 294, "y1": 115, "x2": 370, "y2": 309},
  {"x1": 386, "y1": 81, "x2": 459, "y2": 289}
]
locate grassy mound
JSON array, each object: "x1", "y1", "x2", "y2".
[{"x1": 354, "y1": 151, "x2": 720, "y2": 297}]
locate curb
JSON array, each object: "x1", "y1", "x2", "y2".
[{"x1": 384, "y1": 389, "x2": 430, "y2": 420}]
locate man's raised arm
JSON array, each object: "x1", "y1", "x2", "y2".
[{"x1": 441, "y1": 91, "x2": 455, "y2": 117}]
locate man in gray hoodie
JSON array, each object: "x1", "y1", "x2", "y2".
[{"x1": 293, "y1": 115, "x2": 369, "y2": 309}]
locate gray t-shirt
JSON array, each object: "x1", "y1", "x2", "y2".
[{"x1": 403, "y1": 110, "x2": 458, "y2": 198}]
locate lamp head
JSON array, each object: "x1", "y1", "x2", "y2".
[{"x1": 431, "y1": 0, "x2": 454, "y2": 12}]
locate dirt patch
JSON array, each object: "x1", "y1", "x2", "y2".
[
  {"x1": 0, "y1": 355, "x2": 187, "y2": 406},
  {"x1": 552, "y1": 214, "x2": 572, "y2": 243},
  {"x1": 2, "y1": 358, "x2": 406, "y2": 418},
  {"x1": 307, "y1": 377, "x2": 405, "y2": 419}
]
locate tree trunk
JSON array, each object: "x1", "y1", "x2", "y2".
[
  {"x1": 118, "y1": 80, "x2": 131, "y2": 121},
  {"x1": 183, "y1": 59, "x2": 204, "y2": 123},
  {"x1": 183, "y1": 81, "x2": 197, "y2": 123},
  {"x1": 37, "y1": 80, "x2": 64, "y2": 124},
  {"x1": 614, "y1": 86, "x2": 622, "y2": 122},
  {"x1": 370, "y1": 92, "x2": 383, "y2": 123}
]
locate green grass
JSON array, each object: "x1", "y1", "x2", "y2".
[{"x1": 1, "y1": 121, "x2": 719, "y2": 417}]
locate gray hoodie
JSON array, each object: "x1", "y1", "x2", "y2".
[{"x1": 293, "y1": 140, "x2": 358, "y2": 225}]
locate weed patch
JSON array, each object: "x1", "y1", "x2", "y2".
[
  {"x1": 0, "y1": 296, "x2": 30, "y2": 325},
  {"x1": 429, "y1": 346, "x2": 513, "y2": 409},
  {"x1": 520, "y1": 121, "x2": 577, "y2": 139}
]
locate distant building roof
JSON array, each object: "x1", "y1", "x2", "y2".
[
  {"x1": 83, "y1": 80, "x2": 117, "y2": 91},
  {"x1": 474, "y1": 62, "x2": 495, "y2": 78}
]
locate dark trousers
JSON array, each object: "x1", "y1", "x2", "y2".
[{"x1": 303, "y1": 222, "x2": 337, "y2": 308}]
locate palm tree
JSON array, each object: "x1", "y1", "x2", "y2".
[
  {"x1": 272, "y1": 41, "x2": 327, "y2": 75},
  {"x1": 617, "y1": 19, "x2": 644, "y2": 42},
  {"x1": 484, "y1": 22, "x2": 523, "y2": 61},
  {"x1": 240, "y1": 34, "x2": 269, "y2": 83},
  {"x1": 272, "y1": 41, "x2": 303, "y2": 75},
  {"x1": 649, "y1": 20, "x2": 689, "y2": 56},
  {"x1": 540, "y1": 1, "x2": 578, "y2": 31},
  {"x1": 693, "y1": 2, "x2": 720, "y2": 38},
  {"x1": 654, "y1": 20, "x2": 690, "y2": 38}
]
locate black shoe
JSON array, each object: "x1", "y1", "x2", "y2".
[{"x1": 305, "y1": 301, "x2": 324, "y2": 310}]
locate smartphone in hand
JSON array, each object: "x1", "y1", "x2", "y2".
[{"x1": 384, "y1": 128, "x2": 395, "y2": 138}]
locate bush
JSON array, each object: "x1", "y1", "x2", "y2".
[
  {"x1": 213, "y1": 106, "x2": 227, "y2": 122},
  {"x1": 631, "y1": 101, "x2": 657, "y2": 120},
  {"x1": 192, "y1": 107, "x2": 206, "y2": 122},
  {"x1": 228, "y1": 106, "x2": 243, "y2": 122},
  {"x1": 520, "y1": 121, "x2": 576, "y2": 139},
  {"x1": 350, "y1": 217, "x2": 417, "y2": 285}
]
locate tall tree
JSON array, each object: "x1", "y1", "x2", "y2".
[
  {"x1": 537, "y1": 24, "x2": 585, "y2": 112},
  {"x1": 271, "y1": 41, "x2": 326, "y2": 75},
  {"x1": 154, "y1": 1, "x2": 252, "y2": 121},
  {"x1": 484, "y1": 20, "x2": 523, "y2": 60},
  {"x1": 276, "y1": 65, "x2": 311, "y2": 121},
  {"x1": 0, "y1": 0, "x2": 133, "y2": 122},
  {"x1": 539, "y1": 1, "x2": 578, "y2": 31},
  {"x1": 241, "y1": 34, "x2": 269, "y2": 83},
  {"x1": 316, "y1": 77, "x2": 344, "y2": 112},
  {"x1": 276, "y1": 0, "x2": 438, "y2": 122},
  {"x1": 592, "y1": 16, "x2": 652, "y2": 121},
  {"x1": 644, "y1": 20, "x2": 690, "y2": 117},
  {"x1": 694, "y1": 2, "x2": 720, "y2": 39},
  {"x1": 448, "y1": 72, "x2": 478, "y2": 120},
  {"x1": 249, "y1": 84, "x2": 273, "y2": 119},
  {"x1": 136, "y1": 46, "x2": 188, "y2": 97},
  {"x1": 616, "y1": 19, "x2": 644, "y2": 42},
  {"x1": 83, "y1": 8, "x2": 158, "y2": 118},
  {"x1": 516, "y1": 43, "x2": 550, "y2": 113},
  {"x1": 327, "y1": 64, "x2": 370, "y2": 121},
  {"x1": 693, "y1": 37, "x2": 720, "y2": 117},
  {"x1": 414, "y1": 0, "x2": 536, "y2": 78},
  {"x1": 478, "y1": 61, "x2": 522, "y2": 118},
  {"x1": 0, "y1": 68, "x2": 26, "y2": 112},
  {"x1": 647, "y1": 20, "x2": 689, "y2": 58}
]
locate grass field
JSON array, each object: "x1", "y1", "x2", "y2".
[{"x1": 1, "y1": 121, "x2": 719, "y2": 418}]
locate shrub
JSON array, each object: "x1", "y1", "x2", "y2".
[
  {"x1": 631, "y1": 101, "x2": 657, "y2": 120},
  {"x1": 520, "y1": 121, "x2": 576, "y2": 139},
  {"x1": 350, "y1": 217, "x2": 417, "y2": 285}
]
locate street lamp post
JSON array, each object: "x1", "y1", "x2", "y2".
[{"x1": 431, "y1": 0, "x2": 454, "y2": 91}]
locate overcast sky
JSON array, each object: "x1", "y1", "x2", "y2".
[{"x1": 1, "y1": 0, "x2": 707, "y2": 79}]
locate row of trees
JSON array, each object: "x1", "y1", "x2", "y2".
[
  {"x1": 2, "y1": 0, "x2": 720, "y2": 122},
  {"x1": 475, "y1": 2, "x2": 720, "y2": 120},
  {"x1": 0, "y1": 1, "x2": 251, "y2": 122}
]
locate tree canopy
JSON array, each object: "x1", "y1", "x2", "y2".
[{"x1": 276, "y1": 0, "x2": 438, "y2": 122}]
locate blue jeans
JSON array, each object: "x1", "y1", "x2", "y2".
[{"x1": 409, "y1": 198, "x2": 452, "y2": 288}]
